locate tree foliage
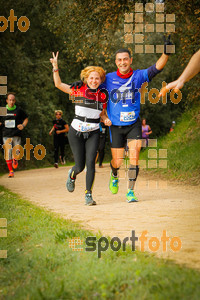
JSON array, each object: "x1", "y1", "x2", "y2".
[{"x1": 0, "y1": 0, "x2": 199, "y2": 170}]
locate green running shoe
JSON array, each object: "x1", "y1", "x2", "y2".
[
  {"x1": 126, "y1": 189, "x2": 138, "y2": 203},
  {"x1": 109, "y1": 172, "x2": 119, "y2": 194},
  {"x1": 66, "y1": 169, "x2": 75, "y2": 192},
  {"x1": 85, "y1": 193, "x2": 96, "y2": 206}
]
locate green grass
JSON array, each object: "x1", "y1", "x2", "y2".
[
  {"x1": 140, "y1": 104, "x2": 200, "y2": 185},
  {"x1": 0, "y1": 186, "x2": 200, "y2": 299}
]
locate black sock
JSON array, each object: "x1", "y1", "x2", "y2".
[
  {"x1": 110, "y1": 162, "x2": 119, "y2": 177},
  {"x1": 128, "y1": 165, "x2": 139, "y2": 190}
]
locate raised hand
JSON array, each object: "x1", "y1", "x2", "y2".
[
  {"x1": 164, "y1": 35, "x2": 173, "y2": 55},
  {"x1": 159, "y1": 79, "x2": 183, "y2": 97},
  {"x1": 70, "y1": 80, "x2": 84, "y2": 89},
  {"x1": 50, "y1": 51, "x2": 59, "y2": 69}
]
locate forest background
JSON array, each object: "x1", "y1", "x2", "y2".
[{"x1": 0, "y1": 0, "x2": 199, "y2": 170}]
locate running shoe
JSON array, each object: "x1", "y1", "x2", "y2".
[
  {"x1": 8, "y1": 171, "x2": 14, "y2": 178},
  {"x1": 109, "y1": 172, "x2": 119, "y2": 194},
  {"x1": 12, "y1": 159, "x2": 18, "y2": 169},
  {"x1": 54, "y1": 163, "x2": 58, "y2": 168},
  {"x1": 66, "y1": 169, "x2": 75, "y2": 192},
  {"x1": 85, "y1": 193, "x2": 96, "y2": 206},
  {"x1": 126, "y1": 189, "x2": 138, "y2": 203}
]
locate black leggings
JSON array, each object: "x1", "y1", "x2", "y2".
[
  {"x1": 68, "y1": 126, "x2": 100, "y2": 192},
  {"x1": 98, "y1": 135, "x2": 106, "y2": 166},
  {"x1": 54, "y1": 135, "x2": 65, "y2": 163}
]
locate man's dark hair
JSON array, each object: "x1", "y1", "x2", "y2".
[
  {"x1": 6, "y1": 92, "x2": 16, "y2": 99},
  {"x1": 115, "y1": 48, "x2": 132, "y2": 58}
]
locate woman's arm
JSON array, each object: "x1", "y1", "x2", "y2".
[
  {"x1": 50, "y1": 52, "x2": 71, "y2": 94},
  {"x1": 49, "y1": 126, "x2": 55, "y2": 135},
  {"x1": 100, "y1": 109, "x2": 112, "y2": 126},
  {"x1": 147, "y1": 125, "x2": 152, "y2": 135},
  {"x1": 56, "y1": 124, "x2": 69, "y2": 134}
]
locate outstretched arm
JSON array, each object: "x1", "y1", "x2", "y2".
[
  {"x1": 50, "y1": 52, "x2": 71, "y2": 94},
  {"x1": 148, "y1": 35, "x2": 172, "y2": 81},
  {"x1": 159, "y1": 50, "x2": 200, "y2": 97},
  {"x1": 155, "y1": 53, "x2": 169, "y2": 70},
  {"x1": 156, "y1": 35, "x2": 173, "y2": 70}
]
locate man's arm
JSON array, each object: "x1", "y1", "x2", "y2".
[
  {"x1": 159, "y1": 49, "x2": 200, "y2": 97},
  {"x1": 155, "y1": 53, "x2": 169, "y2": 71},
  {"x1": 147, "y1": 35, "x2": 172, "y2": 80},
  {"x1": 17, "y1": 117, "x2": 28, "y2": 130}
]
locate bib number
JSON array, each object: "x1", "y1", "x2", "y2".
[
  {"x1": 78, "y1": 122, "x2": 92, "y2": 132},
  {"x1": 120, "y1": 111, "x2": 135, "y2": 122},
  {"x1": 5, "y1": 120, "x2": 15, "y2": 128}
]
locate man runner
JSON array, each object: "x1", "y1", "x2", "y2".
[
  {"x1": 0, "y1": 93, "x2": 28, "y2": 177},
  {"x1": 105, "y1": 46, "x2": 170, "y2": 202}
]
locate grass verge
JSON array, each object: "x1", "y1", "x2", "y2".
[
  {"x1": 0, "y1": 185, "x2": 200, "y2": 299},
  {"x1": 140, "y1": 104, "x2": 200, "y2": 185}
]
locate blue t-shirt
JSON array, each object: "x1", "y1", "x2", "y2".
[{"x1": 101, "y1": 69, "x2": 149, "y2": 126}]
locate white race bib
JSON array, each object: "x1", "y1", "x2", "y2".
[
  {"x1": 5, "y1": 120, "x2": 15, "y2": 128},
  {"x1": 78, "y1": 122, "x2": 93, "y2": 132},
  {"x1": 120, "y1": 111, "x2": 135, "y2": 122}
]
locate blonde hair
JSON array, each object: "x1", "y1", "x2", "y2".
[
  {"x1": 55, "y1": 110, "x2": 63, "y2": 116},
  {"x1": 80, "y1": 66, "x2": 106, "y2": 84}
]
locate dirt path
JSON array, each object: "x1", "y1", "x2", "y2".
[{"x1": 1, "y1": 165, "x2": 200, "y2": 269}]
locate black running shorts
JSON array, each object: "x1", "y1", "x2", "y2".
[{"x1": 109, "y1": 118, "x2": 142, "y2": 148}]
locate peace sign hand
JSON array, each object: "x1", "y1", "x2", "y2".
[{"x1": 50, "y1": 51, "x2": 59, "y2": 69}]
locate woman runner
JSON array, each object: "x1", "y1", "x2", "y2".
[{"x1": 50, "y1": 51, "x2": 111, "y2": 205}]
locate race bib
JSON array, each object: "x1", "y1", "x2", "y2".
[
  {"x1": 78, "y1": 122, "x2": 92, "y2": 132},
  {"x1": 120, "y1": 111, "x2": 135, "y2": 122},
  {"x1": 5, "y1": 120, "x2": 15, "y2": 128}
]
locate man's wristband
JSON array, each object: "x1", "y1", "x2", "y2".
[
  {"x1": 53, "y1": 68, "x2": 59, "y2": 72},
  {"x1": 22, "y1": 124, "x2": 25, "y2": 128}
]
